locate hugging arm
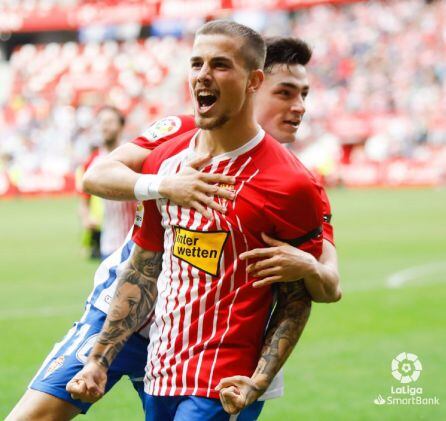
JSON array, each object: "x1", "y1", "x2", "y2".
[
  {"x1": 217, "y1": 280, "x2": 311, "y2": 414},
  {"x1": 241, "y1": 233, "x2": 341, "y2": 303}
]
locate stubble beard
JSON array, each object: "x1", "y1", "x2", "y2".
[
  {"x1": 103, "y1": 135, "x2": 119, "y2": 149},
  {"x1": 195, "y1": 113, "x2": 230, "y2": 130}
]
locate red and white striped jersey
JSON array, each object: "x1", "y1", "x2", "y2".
[
  {"x1": 133, "y1": 128, "x2": 324, "y2": 399},
  {"x1": 132, "y1": 114, "x2": 335, "y2": 245}
]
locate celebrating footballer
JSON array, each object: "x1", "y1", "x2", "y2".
[{"x1": 7, "y1": 20, "x2": 340, "y2": 421}]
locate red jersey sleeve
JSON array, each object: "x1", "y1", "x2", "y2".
[
  {"x1": 132, "y1": 200, "x2": 164, "y2": 252},
  {"x1": 132, "y1": 130, "x2": 196, "y2": 252},
  {"x1": 320, "y1": 186, "x2": 335, "y2": 245},
  {"x1": 131, "y1": 115, "x2": 196, "y2": 150},
  {"x1": 270, "y1": 176, "x2": 324, "y2": 259}
]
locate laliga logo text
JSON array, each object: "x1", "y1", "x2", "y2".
[{"x1": 373, "y1": 352, "x2": 439, "y2": 406}]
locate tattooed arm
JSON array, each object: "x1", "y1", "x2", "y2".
[
  {"x1": 66, "y1": 245, "x2": 162, "y2": 403},
  {"x1": 217, "y1": 280, "x2": 311, "y2": 414}
]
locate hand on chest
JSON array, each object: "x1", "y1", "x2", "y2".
[{"x1": 160, "y1": 175, "x2": 275, "y2": 277}]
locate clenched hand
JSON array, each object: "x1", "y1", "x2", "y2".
[
  {"x1": 66, "y1": 361, "x2": 107, "y2": 403},
  {"x1": 216, "y1": 375, "x2": 263, "y2": 415}
]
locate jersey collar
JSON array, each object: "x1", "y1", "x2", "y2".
[{"x1": 188, "y1": 127, "x2": 265, "y2": 164}]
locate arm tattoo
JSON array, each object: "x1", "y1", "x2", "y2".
[
  {"x1": 90, "y1": 246, "x2": 162, "y2": 369},
  {"x1": 252, "y1": 281, "x2": 311, "y2": 392}
]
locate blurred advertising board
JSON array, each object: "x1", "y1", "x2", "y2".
[
  {"x1": 1, "y1": 162, "x2": 443, "y2": 199},
  {"x1": 0, "y1": 171, "x2": 75, "y2": 198}
]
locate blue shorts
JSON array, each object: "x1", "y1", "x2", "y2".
[
  {"x1": 144, "y1": 394, "x2": 264, "y2": 421},
  {"x1": 29, "y1": 305, "x2": 148, "y2": 414}
]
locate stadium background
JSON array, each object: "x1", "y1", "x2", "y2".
[{"x1": 0, "y1": 0, "x2": 445, "y2": 419}]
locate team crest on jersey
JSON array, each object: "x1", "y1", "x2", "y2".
[
  {"x1": 142, "y1": 116, "x2": 182, "y2": 142},
  {"x1": 43, "y1": 356, "x2": 65, "y2": 379},
  {"x1": 172, "y1": 226, "x2": 229, "y2": 276},
  {"x1": 216, "y1": 183, "x2": 236, "y2": 211}
]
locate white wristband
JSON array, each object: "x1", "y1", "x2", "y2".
[{"x1": 134, "y1": 174, "x2": 165, "y2": 201}]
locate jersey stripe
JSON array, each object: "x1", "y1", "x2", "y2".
[{"x1": 191, "y1": 157, "x2": 239, "y2": 394}]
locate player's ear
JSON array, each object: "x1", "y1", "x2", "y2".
[{"x1": 247, "y1": 69, "x2": 264, "y2": 94}]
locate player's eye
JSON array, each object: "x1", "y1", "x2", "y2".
[
  {"x1": 190, "y1": 61, "x2": 202, "y2": 69},
  {"x1": 214, "y1": 61, "x2": 230, "y2": 69},
  {"x1": 277, "y1": 90, "x2": 292, "y2": 98}
]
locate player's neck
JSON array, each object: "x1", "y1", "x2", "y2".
[{"x1": 197, "y1": 114, "x2": 259, "y2": 157}]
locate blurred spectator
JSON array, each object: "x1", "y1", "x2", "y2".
[
  {"x1": 77, "y1": 106, "x2": 136, "y2": 259},
  {"x1": 0, "y1": 0, "x2": 445, "y2": 188}
]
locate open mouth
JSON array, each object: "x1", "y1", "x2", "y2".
[
  {"x1": 283, "y1": 120, "x2": 301, "y2": 129},
  {"x1": 196, "y1": 90, "x2": 218, "y2": 114}
]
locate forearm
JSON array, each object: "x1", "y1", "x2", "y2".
[
  {"x1": 251, "y1": 281, "x2": 311, "y2": 393},
  {"x1": 304, "y1": 240, "x2": 341, "y2": 303},
  {"x1": 82, "y1": 159, "x2": 140, "y2": 201},
  {"x1": 303, "y1": 259, "x2": 341, "y2": 303},
  {"x1": 88, "y1": 247, "x2": 162, "y2": 369}
]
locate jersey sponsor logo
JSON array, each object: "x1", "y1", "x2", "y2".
[
  {"x1": 43, "y1": 355, "x2": 65, "y2": 379},
  {"x1": 172, "y1": 226, "x2": 229, "y2": 276},
  {"x1": 142, "y1": 116, "x2": 182, "y2": 142}
]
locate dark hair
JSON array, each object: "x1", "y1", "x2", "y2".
[
  {"x1": 98, "y1": 105, "x2": 126, "y2": 127},
  {"x1": 196, "y1": 20, "x2": 266, "y2": 71},
  {"x1": 264, "y1": 37, "x2": 312, "y2": 73}
]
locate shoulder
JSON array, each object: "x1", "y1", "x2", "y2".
[
  {"x1": 131, "y1": 115, "x2": 196, "y2": 150},
  {"x1": 257, "y1": 135, "x2": 317, "y2": 192},
  {"x1": 141, "y1": 129, "x2": 198, "y2": 174}
]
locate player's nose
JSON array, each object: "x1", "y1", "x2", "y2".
[
  {"x1": 290, "y1": 96, "x2": 306, "y2": 115},
  {"x1": 197, "y1": 63, "x2": 212, "y2": 85}
]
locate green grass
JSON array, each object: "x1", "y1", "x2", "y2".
[{"x1": 1, "y1": 189, "x2": 445, "y2": 420}]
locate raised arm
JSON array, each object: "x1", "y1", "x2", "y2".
[
  {"x1": 216, "y1": 280, "x2": 311, "y2": 414},
  {"x1": 66, "y1": 244, "x2": 162, "y2": 403}
]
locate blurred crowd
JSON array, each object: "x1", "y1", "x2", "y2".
[
  {"x1": 0, "y1": 37, "x2": 190, "y2": 178},
  {"x1": 0, "y1": 0, "x2": 445, "y2": 186},
  {"x1": 287, "y1": 0, "x2": 446, "y2": 174},
  {"x1": 0, "y1": 0, "x2": 142, "y2": 11}
]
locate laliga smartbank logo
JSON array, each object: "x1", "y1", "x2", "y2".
[
  {"x1": 172, "y1": 226, "x2": 228, "y2": 276},
  {"x1": 373, "y1": 352, "x2": 439, "y2": 406},
  {"x1": 391, "y1": 352, "x2": 422, "y2": 383}
]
